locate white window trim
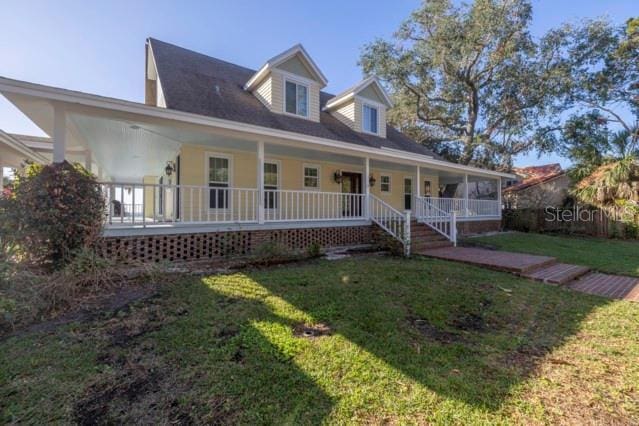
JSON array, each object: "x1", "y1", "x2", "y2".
[
  {"x1": 403, "y1": 175, "x2": 414, "y2": 211},
  {"x1": 302, "y1": 163, "x2": 321, "y2": 190},
  {"x1": 283, "y1": 77, "x2": 310, "y2": 119},
  {"x1": 380, "y1": 174, "x2": 391, "y2": 193},
  {"x1": 361, "y1": 102, "x2": 379, "y2": 135},
  {"x1": 205, "y1": 152, "x2": 233, "y2": 211},
  {"x1": 264, "y1": 158, "x2": 281, "y2": 210}
]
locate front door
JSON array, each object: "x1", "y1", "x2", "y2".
[
  {"x1": 341, "y1": 172, "x2": 362, "y2": 217},
  {"x1": 404, "y1": 177, "x2": 413, "y2": 210}
]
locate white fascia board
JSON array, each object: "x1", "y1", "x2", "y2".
[
  {"x1": 244, "y1": 44, "x2": 328, "y2": 91},
  {"x1": 325, "y1": 76, "x2": 393, "y2": 110},
  {"x1": 0, "y1": 76, "x2": 515, "y2": 179}
]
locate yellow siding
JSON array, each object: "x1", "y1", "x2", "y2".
[
  {"x1": 270, "y1": 71, "x2": 283, "y2": 114},
  {"x1": 143, "y1": 175, "x2": 157, "y2": 217},
  {"x1": 270, "y1": 70, "x2": 320, "y2": 122},
  {"x1": 254, "y1": 75, "x2": 272, "y2": 109},
  {"x1": 177, "y1": 144, "x2": 441, "y2": 215},
  {"x1": 378, "y1": 107, "x2": 387, "y2": 138},
  {"x1": 353, "y1": 98, "x2": 386, "y2": 138},
  {"x1": 333, "y1": 101, "x2": 355, "y2": 130},
  {"x1": 354, "y1": 98, "x2": 363, "y2": 132}
]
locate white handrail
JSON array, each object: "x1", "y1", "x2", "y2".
[
  {"x1": 100, "y1": 182, "x2": 369, "y2": 227},
  {"x1": 420, "y1": 197, "x2": 500, "y2": 218},
  {"x1": 369, "y1": 194, "x2": 411, "y2": 255},
  {"x1": 416, "y1": 196, "x2": 457, "y2": 246}
]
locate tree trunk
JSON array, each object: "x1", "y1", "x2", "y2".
[{"x1": 459, "y1": 87, "x2": 479, "y2": 165}]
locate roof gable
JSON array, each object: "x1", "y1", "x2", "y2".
[
  {"x1": 244, "y1": 44, "x2": 328, "y2": 90},
  {"x1": 275, "y1": 55, "x2": 315, "y2": 80},
  {"x1": 324, "y1": 76, "x2": 393, "y2": 110},
  {"x1": 146, "y1": 38, "x2": 441, "y2": 160},
  {"x1": 358, "y1": 83, "x2": 387, "y2": 105}
]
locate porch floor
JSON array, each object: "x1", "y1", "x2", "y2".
[{"x1": 417, "y1": 246, "x2": 639, "y2": 302}]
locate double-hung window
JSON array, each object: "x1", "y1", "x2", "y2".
[
  {"x1": 363, "y1": 104, "x2": 378, "y2": 134},
  {"x1": 285, "y1": 80, "x2": 308, "y2": 117},
  {"x1": 208, "y1": 155, "x2": 230, "y2": 209},
  {"x1": 264, "y1": 161, "x2": 279, "y2": 209},
  {"x1": 303, "y1": 165, "x2": 319, "y2": 190},
  {"x1": 380, "y1": 175, "x2": 391, "y2": 193}
]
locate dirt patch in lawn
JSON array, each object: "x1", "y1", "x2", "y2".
[
  {"x1": 71, "y1": 293, "x2": 236, "y2": 425},
  {"x1": 408, "y1": 316, "x2": 463, "y2": 344}
]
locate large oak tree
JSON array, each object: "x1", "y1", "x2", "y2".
[{"x1": 360, "y1": 0, "x2": 584, "y2": 170}]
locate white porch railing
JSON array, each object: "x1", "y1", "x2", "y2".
[
  {"x1": 101, "y1": 183, "x2": 367, "y2": 226},
  {"x1": 264, "y1": 190, "x2": 366, "y2": 222},
  {"x1": 421, "y1": 197, "x2": 500, "y2": 218},
  {"x1": 416, "y1": 197, "x2": 457, "y2": 246},
  {"x1": 369, "y1": 194, "x2": 411, "y2": 256}
]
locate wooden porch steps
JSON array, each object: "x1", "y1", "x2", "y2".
[
  {"x1": 410, "y1": 220, "x2": 453, "y2": 251},
  {"x1": 416, "y1": 246, "x2": 639, "y2": 302}
]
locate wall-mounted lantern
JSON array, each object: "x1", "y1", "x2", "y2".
[
  {"x1": 333, "y1": 170, "x2": 343, "y2": 184},
  {"x1": 165, "y1": 161, "x2": 176, "y2": 176},
  {"x1": 368, "y1": 174, "x2": 376, "y2": 187}
]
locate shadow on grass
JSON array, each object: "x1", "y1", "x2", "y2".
[
  {"x1": 222, "y1": 256, "x2": 609, "y2": 415},
  {"x1": 11, "y1": 256, "x2": 607, "y2": 423}
]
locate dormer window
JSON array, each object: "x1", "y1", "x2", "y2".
[
  {"x1": 285, "y1": 80, "x2": 308, "y2": 117},
  {"x1": 362, "y1": 104, "x2": 378, "y2": 134}
]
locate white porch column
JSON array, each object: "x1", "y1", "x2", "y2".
[
  {"x1": 415, "y1": 165, "x2": 421, "y2": 218},
  {"x1": 364, "y1": 157, "x2": 370, "y2": 219},
  {"x1": 463, "y1": 173, "x2": 469, "y2": 217},
  {"x1": 257, "y1": 141, "x2": 265, "y2": 224},
  {"x1": 53, "y1": 104, "x2": 67, "y2": 163},
  {"x1": 497, "y1": 177, "x2": 502, "y2": 218}
]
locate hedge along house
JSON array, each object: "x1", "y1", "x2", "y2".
[{"x1": 0, "y1": 39, "x2": 514, "y2": 261}]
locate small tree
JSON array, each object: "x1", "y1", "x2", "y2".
[{"x1": 3, "y1": 161, "x2": 105, "y2": 268}]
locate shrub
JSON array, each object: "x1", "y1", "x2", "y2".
[
  {"x1": 2, "y1": 161, "x2": 105, "y2": 268},
  {"x1": 252, "y1": 241, "x2": 295, "y2": 264},
  {"x1": 306, "y1": 242, "x2": 322, "y2": 258}
]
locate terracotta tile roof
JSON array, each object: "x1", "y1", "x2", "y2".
[
  {"x1": 148, "y1": 38, "x2": 442, "y2": 159},
  {"x1": 503, "y1": 163, "x2": 565, "y2": 192}
]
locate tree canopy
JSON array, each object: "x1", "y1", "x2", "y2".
[{"x1": 360, "y1": 0, "x2": 638, "y2": 171}]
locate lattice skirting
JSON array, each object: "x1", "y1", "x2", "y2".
[{"x1": 98, "y1": 225, "x2": 374, "y2": 263}]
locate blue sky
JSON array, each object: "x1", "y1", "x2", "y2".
[{"x1": 0, "y1": 0, "x2": 636, "y2": 168}]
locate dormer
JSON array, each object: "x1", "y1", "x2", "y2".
[
  {"x1": 244, "y1": 44, "x2": 327, "y2": 122},
  {"x1": 324, "y1": 76, "x2": 392, "y2": 138}
]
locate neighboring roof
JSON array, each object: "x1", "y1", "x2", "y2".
[
  {"x1": 244, "y1": 44, "x2": 328, "y2": 91},
  {"x1": 503, "y1": 163, "x2": 565, "y2": 193},
  {"x1": 147, "y1": 38, "x2": 442, "y2": 160},
  {"x1": 0, "y1": 129, "x2": 49, "y2": 164},
  {"x1": 324, "y1": 76, "x2": 393, "y2": 110}
]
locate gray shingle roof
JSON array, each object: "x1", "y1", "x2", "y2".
[{"x1": 148, "y1": 38, "x2": 441, "y2": 159}]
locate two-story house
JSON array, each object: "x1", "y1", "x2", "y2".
[{"x1": 0, "y1": 39, "x2": 513, "y2": 261}]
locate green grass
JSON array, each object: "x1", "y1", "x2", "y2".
[
  {"x1": 468, "y1": 232, "x2": 639, "y2": 277},
  {"x1": 2, "y1": 256, "x2": 639, "y2": 424}
]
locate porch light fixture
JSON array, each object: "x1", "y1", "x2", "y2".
[
  {"x1": 369, "y1": 174, "x2": 376, "y2": 187},
  {"x1": 333, "y1": 170, "x2": 343, "y2": 184},
  {"x1": 165, "y1": 161, "x2": 176, "y2": 176}
]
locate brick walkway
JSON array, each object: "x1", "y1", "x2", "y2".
[{"x1": 418, "y1": 246, "x2": 639, "y2": 302}]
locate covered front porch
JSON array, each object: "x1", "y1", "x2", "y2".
[{"x1": 0, "y1": 79, "x2": 508, "y2": 252}]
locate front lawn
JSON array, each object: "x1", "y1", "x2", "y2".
[
  {"x1": 468, "y1": 232, "x2": 639, "y2": 277},
  {"x1": 2, "y1": 256, "x2": 638, "y2": 424}
]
